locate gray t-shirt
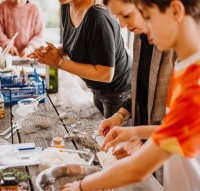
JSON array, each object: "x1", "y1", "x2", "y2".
[{"x1": 62, "y1": 4, "x2": 132, "y2": 93}]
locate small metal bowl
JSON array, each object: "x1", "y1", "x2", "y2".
[{"x1": 36, "y1": 164, "x2": 101, "y2": 191}]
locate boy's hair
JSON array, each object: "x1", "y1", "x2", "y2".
[
  {"x1": 103, "y1": 0, "x2": 134, "y2": 6},
  {"x1": 138, "y1": 0, "x2": 200, "y2": 22}
]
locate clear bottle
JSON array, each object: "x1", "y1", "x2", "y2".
[
  {"x1": 52, "y1": 137, "x2": 65, "y2": 148},
  {"x1": 20, "y1": 68, "x2": 28, "y2": 85},
  {"x1": 45, "y1": 66, "x2": 58, "y2": 93}
]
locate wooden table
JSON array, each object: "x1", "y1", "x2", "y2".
[{"x1": 0, "y1": 70, "x2": 163, "y2": 191}]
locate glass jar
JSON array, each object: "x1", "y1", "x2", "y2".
[
  {"x1": 52, "y1": 137, "x2": 65, "y2": 148},
  {"x1": 0, "y1": 93, "x2": 5, "y2": 119}
]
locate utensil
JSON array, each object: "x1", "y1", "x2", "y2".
[
  {"x1": 18, "y1": 94, "x2": 46, "y2": 107},
  {"x1": 4, "y1": 124, "x2": 22, "y2": 139},
  {"x1": 2, "y1": 32, "x2": 19, "y2": 56},
  {"x1": 0, "y1": 123, "x2": 19, "y2": 136},
  {"x1": 0, "y1": 123, "x2": 21, "y2": 139}
]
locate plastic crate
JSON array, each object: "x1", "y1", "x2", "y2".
[{"x1": 0, "y1": 69, "x2": 46, "y2": 105}]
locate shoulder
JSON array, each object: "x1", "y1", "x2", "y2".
[
  {"x1": 26, "y1": 1, "x2": 41, "y2": 12},
  {"x1": 86, "y1": 5, "x2": 117, "y2": 24}
]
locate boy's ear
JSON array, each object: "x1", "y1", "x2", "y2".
[{"x1": 170, "y1": 0, "x2": 185, "y2": 23}]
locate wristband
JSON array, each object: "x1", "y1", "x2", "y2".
[
  {"x1": 114, "y1": 112, "x2": 125, "y2": 124},
  {"x1": 116, "y1": 111, "x2": 126, "y2": 119}
]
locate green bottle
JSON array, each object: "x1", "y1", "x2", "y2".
[{"x1": 46, "y1": 66, "x2": 58, "y2": 93}]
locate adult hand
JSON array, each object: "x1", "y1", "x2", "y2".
[
  {"x1": 60, "y1": 181, "x2": 81, "y2": 191},
  {"x1": 28, "y1": 46, "x2": 48, "y2": 59},
  {"x1": 9, "y1": 45, "x2": 19, "y2": 56},
  {"x1": 113, "y1": 140, "x2": 143, "y2": 159},
  {"x1": 98, "y1": 113, "x2": 123, "y2": 136},
  {"x1": 28, "y1": 42, "x2": 62, "y2": 67},
  {"x1": 101, "y1": 126, "x2": 138, "y2": 152}
]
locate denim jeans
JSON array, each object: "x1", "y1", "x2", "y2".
[{"x1": 92, "y1": 90, "x2": 130, "y2": 118}]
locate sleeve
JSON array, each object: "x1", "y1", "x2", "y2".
[
  {"x1": 27, "y1": 4, "x2": 44, "y2": 48},
  {"x1": 0, "y1": 5, "x2": 11, "y2": 49},
  {"x1": 152, "y1": 83, "x2": 200, "y2": 157},
  {"x1": 120, "y1": 98, "x2": 132, "y2": 113},
  {"x1": 86, "y1": 12, "x2": 117, "y2": 67}
]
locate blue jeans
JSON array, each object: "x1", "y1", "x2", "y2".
[{"x1": 92, "y1": 90, "x2": 130, "y2": 118}]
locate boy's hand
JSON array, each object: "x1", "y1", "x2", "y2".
[
  {"x1": 61, "y1": 181, "x2": 81, "y2": 191},
  {"x1": 101, "y1": 126, "x2": 137, "y2": 152},
  {"x1": 113, "y1": 140, "x2": 143, "y2": 159}
]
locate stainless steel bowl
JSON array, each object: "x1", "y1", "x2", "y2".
[{"x1": 36, "y1": 164, "x2": 101, "y2": 191}]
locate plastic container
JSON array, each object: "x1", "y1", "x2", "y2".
[
  {"x1": 1, "y1": 172, "x2": 18, "y2": 191},
  {"x1": 0, "y1": 70, "x2": 45, "y2": 104},
  {"x1": 38, "y1": 148, "x2": 95, "y2": 172},
  {"x1": 0, "y1": 147, "x2": 42, "y2": 167}
]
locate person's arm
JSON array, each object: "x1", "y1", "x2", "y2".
[
  {"x1": 62, "y1": 139, "x2": 171, "y2": 191},
  {"x1": 101, "y1": 125, "x2": 158, "y2": 151},
  {"x1": 120, "y1": 98, "x2": 132, "y2": 115},
  {"x1": 31, "y1": 43, "x2": 114, "y2": 82},
  {"x1": 59, "y1": 59, "x2": 114, "y2": 82}
]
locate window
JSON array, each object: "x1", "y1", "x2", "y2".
[{"x1": 33, "y1": 0, "x2": 61, "y2": 44}]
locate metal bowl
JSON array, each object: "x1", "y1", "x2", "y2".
[{"x1": 36, "y1": 164, "x2": 101, "y2": 191}]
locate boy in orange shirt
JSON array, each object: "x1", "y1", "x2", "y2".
[{"x1": 61, "y1": 1, "x2": 200, "y2": 191}]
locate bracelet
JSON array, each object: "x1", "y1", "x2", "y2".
[
  {"x1": 58, "y1": 58, "x2": 64, "y2": 68},
  {"x1": 114, "y1": 112, "x2": 125, "y2": 124},
  {"x1": 116, "y1": 111, "x2": 126, "y2": 119}
]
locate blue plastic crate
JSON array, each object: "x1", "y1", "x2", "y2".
[{"x1": 0, "y1": 69, "x2": 46, "y2": 105}]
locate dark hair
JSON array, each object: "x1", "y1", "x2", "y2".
[
  {"x1": 103, "y1": 0, "x2": 134, "y2": 6},
  {"x1": 138, "y1": 0, "x2": 200, "y2": 22}
]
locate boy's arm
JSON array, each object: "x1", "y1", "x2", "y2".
[
  {"x1": 63, "y1": 139, "x2": 171, "y2": 190},
  {"x1": 82, "y1": 139, "x2": 170, "y2": 190}
]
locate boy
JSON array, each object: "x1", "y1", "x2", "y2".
[{"x1": 61, "y1": 1, "x2": 200, "y2": 191}]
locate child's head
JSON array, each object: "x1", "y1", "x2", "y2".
[
  {"x1": 138, "y1": 0, "x2": 200, "y2": 22},
  {"x1": 136, "y1": 0, "x2": 200, "y2": 51},
  {"x1": 103, "y1": 0, "x2": 148, "y2": 34}
]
